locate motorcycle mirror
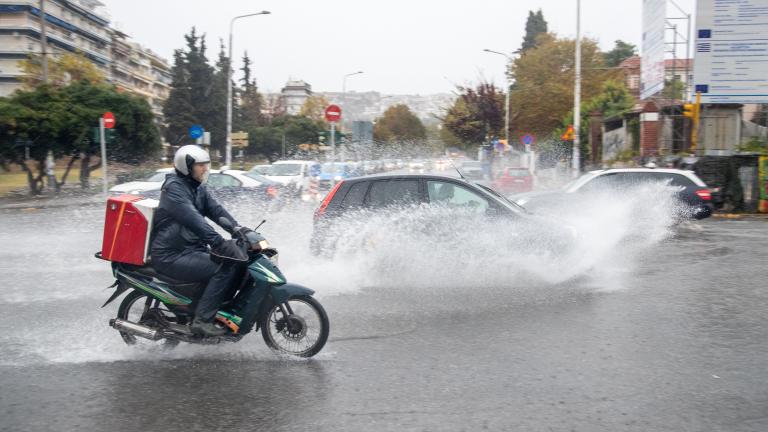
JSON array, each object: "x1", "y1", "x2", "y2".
[{"x1": 218, "y1": 217, "x2": 234, "y2": 231}]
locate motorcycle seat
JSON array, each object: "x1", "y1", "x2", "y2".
[{"x1": 121, "y1": 263, "x2": 199, "y2": 287}]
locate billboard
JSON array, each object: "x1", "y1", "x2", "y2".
[
  {"x1": 693, "y1": 0, "x2": 768, "y2": 103},
  {"x1": 641, "y1": 0, "x2": 666, "y2": 100}
]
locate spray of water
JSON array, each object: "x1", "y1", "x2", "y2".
[{"x1": 0, "y1": 180, "x2": 687, "y2": 365}]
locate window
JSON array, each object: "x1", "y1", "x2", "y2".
[
  {"x1": 270, "y1": 164, "x2": 302, "y2": 176},
  {"x1": 581, "y1": 172, "x2": 695, "y2": 192},
  {"x1": 645, "y1": 173, "x2": 695, "y2": 187},
  {"x1": 426, "y1": 181, "x2": 489, "y2": 213},
  {"x1": 207, "y1": 173, "x2": 241, "y2": 188},
  {"x1": 145, "y1": 172, "x2": 169, "y2": 182},
  {"x1": 242, "y1": 172, "x2": 270, "y2": 185},
  {"x1": 340, "y1": 181, "x2": 369, "y2": 209},
  {"x1": 366, "y1": 180, "x2": 420, "y2": 208},
  {"x1": 579, "y1": 173, "x2": 627, "y2": 191}
]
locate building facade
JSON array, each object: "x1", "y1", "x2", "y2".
[
  {"x1": 110, "y1": 29, "x2": 170, "y2": 121},
  {"x1": 0, "y1": 0, "x2": 170, "y2": 122},
  {"x1": 280, "y1": 79, "x2": 311, "y2": 115},
  {"x1": 0, "y1": 0, "x2": 111, "y2": 96}
]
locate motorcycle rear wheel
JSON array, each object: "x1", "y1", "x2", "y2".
[
  {"x1": 117, "y1": 290, "x2": 180, "y2": 348},
  {"x1": 261, "y1": 295, "x2": 329, "y2": 358}
]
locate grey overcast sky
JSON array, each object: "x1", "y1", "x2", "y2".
[{"x1": 100, "y1": 0, "x2": 696, "y2": 95}]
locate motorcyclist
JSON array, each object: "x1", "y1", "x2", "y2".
[{"x1": 150, "y1": 145, "x2": 246, "y2": 337}]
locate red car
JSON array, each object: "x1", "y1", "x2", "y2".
[{"x1": 493, "y1": 167, "x2": 533, "y2": 194}]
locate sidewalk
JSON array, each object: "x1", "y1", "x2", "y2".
[{"x1": 0, "y1": 191, "x2": 104, "y2": 210}]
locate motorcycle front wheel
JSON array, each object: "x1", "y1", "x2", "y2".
[{"x1": 261, "y1": 295, "x2": 329, "y2": 358}]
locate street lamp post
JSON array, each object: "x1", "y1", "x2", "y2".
[
  {"x1": 483, "y1": 49, "x2": 513, "y2": 144},
  {"x1": 226, "y1": 10, "x2": 270, "y2": 168},
  {"x1": 339, "y1": 70, "x2": 363, "y2": 164},
  {"x1": 573, "y1": 0, "x2": 582, "y2": 176}
]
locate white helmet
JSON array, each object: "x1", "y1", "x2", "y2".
[{"x1": 173, "y1": 145, "x2": 211, "y2": 176}]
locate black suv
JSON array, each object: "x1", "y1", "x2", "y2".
[{"x1": 310, "y1": 174, "x2": 545, "y2": 255}]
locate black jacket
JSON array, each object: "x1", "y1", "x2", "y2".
[{"x1": 150, "y1": 173, "x2": 238, "y2": 264}]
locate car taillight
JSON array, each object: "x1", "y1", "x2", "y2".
[
  {"x1": 695, "y1": 189, "x2": 712, "y2": 201},
  {"x1": 314, "y1": 181, "x2": 344, "y2": 221},
  {"x1": 266, "y1": 185, "x2": 278, "y2": 199}
]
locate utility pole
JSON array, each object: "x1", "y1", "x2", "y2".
[
  {"x1": 226, "y1": 11, "x2": 270, "y2": 168},
  {"x1": 39, "y1": 0, "x2": 48, "y2": 83},
  {"x1": 572, "y1": 0, "x2": 582, "y2": 176},
  {"x1": 482, "y1": 49, "x2": 514, "y2": 143}
]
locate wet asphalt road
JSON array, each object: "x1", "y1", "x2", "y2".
[{"x1": 1, "y1": 202, "x2": 767, "y2": 432}]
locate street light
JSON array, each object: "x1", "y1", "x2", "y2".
[
  {"x1": 226, "y1": 10, "x2": 270, "y2": 168},
  {"x1": 336, "y1": 70, "x2": 363, "y2": 169},
  {"x1": 572, "y1": 0, "x2": 582, "y2": 176},
  {"x1": 341, "y1": 71, "x2": 364, "y2": 130},
  {"x1": 483, "y1": 49, "x2": 514, "y2": 144}
]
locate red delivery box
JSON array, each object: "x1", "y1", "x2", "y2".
[{"x1": 101, "y1": 194, "x2": 159, "y2": 265}]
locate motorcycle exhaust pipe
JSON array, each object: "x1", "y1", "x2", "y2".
[{"x1": 110, "y1": 318, "x2": 161, "y2": 341}]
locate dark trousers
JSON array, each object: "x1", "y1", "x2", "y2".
[{"x1": 154, "y1": 250, "x2": 242, "y2": 322}]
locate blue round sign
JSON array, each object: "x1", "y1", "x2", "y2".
[
  {"x1": 189, "y1": 124, "x2": 204, "y2": 139},
  {"x1": 520, "y1": 133, "x2": 535, "y2": 146}
]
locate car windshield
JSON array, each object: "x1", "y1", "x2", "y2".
[
  {"x1": 322, "y1": 163, "x2": 347, "y2": 173},
  {"x1": 145, "y1": 172, "x2": 169, "y2": 182},
  {"x1": 270, "y1": 164, "x2": 302, "y2": 176},
  {"x1": 243, "y1": 172, "x2": 271, "y2": 183},
  {"x1": 251, "y1": 165, "x2": 272, "y2": 175},
  {"x1": 474, "y1": 182, "x2": 528, "y2": 213},
  {"x1": 462, "y1": 161, "x2": 482, "y2": 169}
]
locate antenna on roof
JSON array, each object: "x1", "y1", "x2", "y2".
[{"x1": 448, "y1": 159, "x2": 466, "y2": 180}]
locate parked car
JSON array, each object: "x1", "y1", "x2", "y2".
[
  {"x1": 249, "y1": 164, "x2": 273, "y2": 175},
  {"x1": 310, "y1": 173, "x2": 575, "y2": 256},
  {"x1": 265, "y1": 160, "x2": 321, "y2": 197},
  {"x1": 459, "y1": 160, "x2": 485, "y2": 180},
  {"x1": 109, "y1": 168, "x2": 173, "y2": 196},
  {"x1": 408, "y1": 160, "x2": 426, "y2": 173},
  {"x1": 492, "y1": 167, "x2": 533, "y2": 194},
  {"x1": 512, "y1": 168, "x2": 713, "y2": 219},
  {"x1": 318, "y1": 162, "x2": 357, "y2": 190},
  {"x1": 137, "y1": 170, "x2": 282, "y2": 207}
]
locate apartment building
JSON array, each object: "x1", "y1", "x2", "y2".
[{"x1": 0, "y1": 0, "x2": 110, "y2": 96}]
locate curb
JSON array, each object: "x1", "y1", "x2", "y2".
[
  {"x1": 712, "y1": 213, "x2": 768, "y2": 220},
  {"x1": 0, "y1": 196, "x2": 103, "y2": 211}
]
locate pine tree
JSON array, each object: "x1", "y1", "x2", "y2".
[
  {"x1": 238, "y1": 51, "x2": 264, "y2": 130},
  {"x1": 204, "y1": 39, "x2": 233, "y2": 154},
  {"x1": 163, "y1": 49, "x2": 197, "y2": 145},
  {"x1": 520, "y1": 9, "x2": 548, "y2": 52}
]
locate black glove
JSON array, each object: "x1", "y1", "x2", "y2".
[
  {"x1": 237, "y1": 228, "x2": 265, "y2": 251},
  {"x1": 210, "y1": 239, "x2": 249, "y2": 263}
]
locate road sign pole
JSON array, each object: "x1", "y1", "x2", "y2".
[
  {"x1": 572, "y1": 0, "x2": 582, "y2": 177},
  {"x1": 99, "y1": 117, "x2": 108, "y2": 196},
  {"x1": 330, "y1": 121, "x2": 336, "y2": 188}
]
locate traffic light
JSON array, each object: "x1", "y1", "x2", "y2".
[
  {"x1": 91, "y1": 127, "x2": 117, "y2": 143},
  {"x1": 682, "y1": 103, "x2": 697, "y2": 119},
  {"x1": 686, "y1": 92, "x2": 702, "y2": 153}
]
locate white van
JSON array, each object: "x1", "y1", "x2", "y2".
[{"x1": 265, "y1": 160, "x2": 321, "y2": 196}]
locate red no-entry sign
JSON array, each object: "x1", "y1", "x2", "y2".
[
  {"x1": 102, "y1": 112, "x2": 115, "y2": 129},
  {"x1": 324, "y1": 105, "x2": 341, "y2": 122}
]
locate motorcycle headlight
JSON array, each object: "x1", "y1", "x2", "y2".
[{"x1": 258, "y1": 240, "x2": 270, "y2": 250}]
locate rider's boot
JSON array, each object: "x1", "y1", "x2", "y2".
[{"x1": 190, "y1": 317, "x2": 227, "y2": 337}]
